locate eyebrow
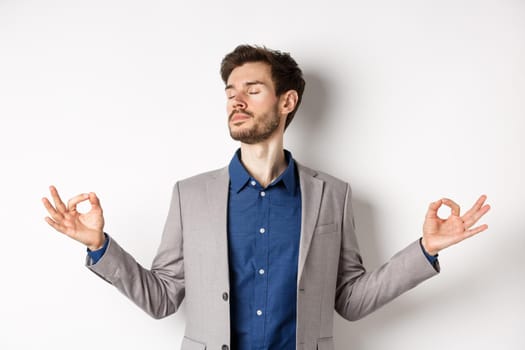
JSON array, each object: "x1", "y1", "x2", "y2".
[{"x1": 225, "y1": 80, "x2": 266, "y2": 91}]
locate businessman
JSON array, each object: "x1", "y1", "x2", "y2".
[{"x1": 43, "y1": 45, "x2": 490, "y2": 350}]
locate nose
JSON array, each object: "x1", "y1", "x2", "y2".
[{"x1": 231, "y1": 94, "x2": 247, "y2": 110}]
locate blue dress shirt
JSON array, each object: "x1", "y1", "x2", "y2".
[{"x1": 227, "y1": 149, "x2": 301, "y2": 350}]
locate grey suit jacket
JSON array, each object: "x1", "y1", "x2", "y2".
[{"x1": 88, "y1": 162, "x2": 438, "y2": 350}]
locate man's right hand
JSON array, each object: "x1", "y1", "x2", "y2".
[{"x1": 42, "y1": 185, "x2": 105, "y2": 251}]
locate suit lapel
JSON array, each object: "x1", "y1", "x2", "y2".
[
  {"x1": 297, "y1": 163, "x2": 324, "y2": 282},
  {"x1": 206, "y1": 167, "x2": 230, "y2": 224},
  {"x1": 206, "y1": 167, "x2": 231, "y2": 280}
]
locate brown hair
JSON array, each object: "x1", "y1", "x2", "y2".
[{"x1": 220, "y1": 45, "x2": 305, "y2": 129}]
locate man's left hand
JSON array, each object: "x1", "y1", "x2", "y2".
[{"x1": 422, "y1": 195, "x2": 491, "y2": 256}]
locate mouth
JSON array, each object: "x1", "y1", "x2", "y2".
[{"x1": 229, "y1": 111, "x2": 253, "y2": 124}]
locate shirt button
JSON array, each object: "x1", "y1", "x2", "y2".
[
  {"x1": 259, "y1": 228, "x2": 266, "y2": 234},
  {"x1": 250, "y1": 180, "x2": 256, "y2": 186},
  {"x1": 256, "y1": 309, "x2": 263, "y2": 316},
  {"x1": 222, "y1": 345, "x2": 229, "y2": 350},
  {"x1": 260, "y1": 191, "x2": 266, "y2": 197},
  {"x1": 258, "y1": 269, "x2": 265, "y2": 275},
  {"x1": 222, "y1": 292, "x2": 228, "y2": 301}
]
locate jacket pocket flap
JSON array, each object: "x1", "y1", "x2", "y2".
[
  {"x1": 314, "y1": 223, "x2": 337, "y2": 235},
  {"x1": 317, "y1": 337, "x2": 334, "y2": 350},
  {"x1": 181, "y1": 336, "x2": 206, "y2": 350}
]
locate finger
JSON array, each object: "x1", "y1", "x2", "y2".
[
  {"x1": 463, "y1": 204, "x2": 491, "y2": 228},
  {"x1": 463, "y1": 223, "x2": 489, "y2": 239},
  {"x1": 67, "y1": 193, "x2": 90, "y2": 213},
  {"x1": 462, "y1": 195, "x2": 487, "y2": 219},
  {"x1": 42, "y1": 197, "x2": 63, "y2": 220},
  {"x1": 425, "y1": 199, "x2": 443, "y2": 219},
  {"x1": 45, "y1": 216, "x2": 67, "y2": 234},
  {"x1": 442, "y1": 198, "x2": 461, "y2": 216},
  {"x1": 49, "y1": 185, "x2": 67, "y2": 213}
]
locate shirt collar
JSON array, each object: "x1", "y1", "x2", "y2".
[{"x1": 228, "y1": 148, "x2": 298, "y2": 195}]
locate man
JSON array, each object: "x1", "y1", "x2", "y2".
[{"x1": 42, "y1": 45, "x2": 490, "y2": 350}]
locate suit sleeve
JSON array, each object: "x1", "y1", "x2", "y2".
[
  {"x1": 87, "y1": 182, "x2": 185, "y2": 319},
  {"x1": 334, "y1": 183, "x2": 439, "y2": 321}
]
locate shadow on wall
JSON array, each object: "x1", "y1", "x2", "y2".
[
  {"x1": 289, "y1": 70, "x2": 332, "y2": 165},
  {"x1": 290, "y1": 67, "x2": 357, "y2": 172},
  {"x1": 300, "y1": 71, "x2": 331, "y2": 130}
]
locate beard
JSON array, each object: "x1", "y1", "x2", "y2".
[{"x1": 228, "y1": 106, "x2": 281, "y2": 145}]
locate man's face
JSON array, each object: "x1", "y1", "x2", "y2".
[{"x1": 225, "y1": 62, "x2": 283, "y2": 144}]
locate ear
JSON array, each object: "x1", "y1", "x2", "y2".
[{"x1": 279, "y1": 90, "x2": 299, "y2": 116}]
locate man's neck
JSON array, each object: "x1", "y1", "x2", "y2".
[{"x1": 239, "y1": 138, "x2": 287, "y2": 188}]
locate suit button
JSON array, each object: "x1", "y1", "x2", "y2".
[
  {"x1": 222, "y1": 292, "x2": 229, "y2": 301},
  {"x1": 222, "y1": 345, "x2": 229, "y2": 350}
]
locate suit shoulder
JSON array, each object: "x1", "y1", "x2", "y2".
[{"x1": 176, "y1": 166, "x2": 228, "y2": 189}]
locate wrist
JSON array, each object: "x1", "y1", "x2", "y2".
[
  {"x1": 421, "y1": 237, "x2": 438, "y2": 256},
  {"x1": 87, "y1": 233, "x2": 106, "y2": 251}
]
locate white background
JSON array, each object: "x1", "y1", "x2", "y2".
[{"x1": 1, "y1": 0, "x2": 523, "y2": 349}]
